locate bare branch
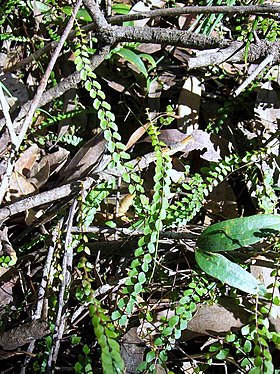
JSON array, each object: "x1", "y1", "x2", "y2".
[
  {"x1": 0, "y1": 83, "x2": 17, "y2": 144},
  {"x1": 109, "y1": 4, "x2": 280, "y2": 24},
  {"x1": 233, "y1": 53, "x2": 275, "y2": 97},
  {"x1": 70, "y1": 225, "x2": 203, "y2": 240},
  {"x1": 21, "y1": 221, "x2": 63, "y2": 373},
  {"x1": 0, "y1": 177, "x2": 94, "y2": 225},
  {"x1": 4, "y1": 4, "x2": 279, "y2": 74},
  {"x1": 99, "y1": 25, "x2": 230, "y2": 49},
  {"x1": 83, "y1": 0, "x2": 109, "y2": 29},
  {"x1": 4, "y1": 41, "x2": 57, "y2": 73},
  {"x1": 46, "y1": 202, "x2": 76, "y2": 372},
  {"x1": 6, "y1": 46, "x2": 110, "y2": 133},
  {"x1": 187, "y1": 44, "x2": 243, "y2": 69},
  {"x1": 0, "y1": 0, "x2": 84, "y2": 206},
  {"x1": 17, "y1": 0, "x2": 83, "y2": 150}
]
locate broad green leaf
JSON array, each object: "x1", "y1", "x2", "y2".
[
  {"x1": 138, "y1": 53, "x2": 157, "y2": 69},
  {"x1": 197, "y1": 214, "x2": 280, "y2": 252},
  {"x1": 83, "y1": 344, "x2": 90, "y2": 355},
  {"x1": 146, "y1": 350, "x2": 156, "y2": 363},
  {"x1": 62, "y1": 6, "x2": 92, "y2": 22},
  {"x1": 114, "y1": 48, "x2": 148, "y2": 77},
  {"x1": 195, "y1": 249, "x2": 267, "y2": 296},
  {"x1": 111, "y1": 3, "x2": 131, "y2": 14},
  {"x1": 168, "y1": 315, "x2": 179, "y2": 328},
  {"x1": 34, "y1": 1, "x2": 51, "y2": 12}
]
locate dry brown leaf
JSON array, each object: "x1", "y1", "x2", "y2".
[
  {"x1": 61, "y1": 132, "x2": 107, "y2": 182},
  {"x1": 7, "y1": 145, "x2": 40, "y2": 201},
  {"x1": 121, "y1": 327, "x2": 145, "y2": 374},
  {"x1": 29, "y1": 159, "x2": 50, "y2": 189},
  {"x1": 138, "y1": 298, "x2": 250, "y2": 345},
  {"x1": 0, "y1": 319, "x2": 49, "y2": 350},
  {"x1": 107, "y1": 80, "x2": 126, "y2": 92},
  {"x1": 118, "y1": 194, "x2": 135, "y2": 216},
  {"x1": 254, "y1": 81, "x2": 280, "y2": 154},
  {"x1": 136, "y1": 43, "x2": 161, "y2": 54},
  {"x1": 14, "y1": 144, "x2": 39, "y2": 175},
  {"x1": 125, "y1": 122, "x2": 151, "y2": 151},
  {"x1": 172, "y1": 47, "x2": 191, "y2": 64},
  {"x1": 177, "y1": 76, "x2": 202, "y2": 134},
  {"x1": 128, "y1": 0, "x2": 165, "y2": 27},
  {"x1": 6, "y1": 144, "x2": 54, "y2": 201},
  {"x1": 43, "y1": 147, "x2": 70, "y2": 175},
  {"x1": 7, "y1": 173, "x2": 37, "y2": 201},
  {"x1": 0, "y1": 267, "x2": 18, "y2": 311},
  {"x1": 204, "y1": 180, "x2": 238, "y2": 221},
  {"x1": 182, "y1": 300, "x2": 250, "y2": 341},
  {"x1": 143, "y1": 129, "x2": 220, "y2": 162}
]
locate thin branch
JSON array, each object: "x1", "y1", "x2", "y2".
[
  {"x1": 20, "y1": 221, "x2": 62, "y2": 374},
  {"x1": 5, "y1": 5, "x2": 279, "y2": 73},
  {"x1": 99, "y1": 25, "x2": 231, "y2": 49},
  {"x1": 4, "y1": 1, "x2": 279, "y2": 72},
  {"x1": 17, "y1": 0, "x2": 83, "y2": 149},
  {"x1": 233, "y1": 52, "x2": 275, "y2": 97},
  {"x1": 2, "y1": 31, "x2": 279, "y2": 136},
  {"x1": 6, "y1": 45, "x2": 110, "y2": 133},
  {"x1": 0, "y1": 150, "x2": 17, "y2": 208},
  {"x1": 4, "y1": 24, "x2": 98, "y2": 74},
  {"x1": 1, "y1": 21, "x2": 279, "y2": 143},
  {"x1": 46, "y1": 202, "x2": 76, "y2": 373},
  {"x1": 0, "y1": 0, "x2": 83, "y2": 206},
  {"x1": 0, "y1": 83, "x2": 17, "y2": 144},
  {"x1": 34, "y1": 222, "x2": 62, "y2": 320},
  {"x1": 187, "y1": 44, "x2": 243, "y2": 69},
  {"x1": 109, "y1": 4, "x2": 280, "y2": 24},
  {"x1": 0, "y1": 177, "x2": 94, "y2": 225},
  {"x1": 70, "y1": 225, "x2": 203, "y2": 239},
  {"x1": 5, "y1": 40, "x2": 57, "y2": 73},
  {"x1": 83, "y1": 0, "x2": 109, "y2": 29}
]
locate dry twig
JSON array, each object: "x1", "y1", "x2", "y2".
[
  {"x1": 46, "y1": 202, "x2": 77, "y2": 373},
  {"x1": 0, "y1": 0, "x2": 84, "y2": 205}
]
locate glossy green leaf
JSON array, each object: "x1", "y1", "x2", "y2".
[
  {"x1": 63, "y1": 6, "x2": 92, "y2": 21},
  {"x1": 146, "y1": 350, "x2": 156, "y2": 363},
  {"x1": 195, "y1": 249, "x2": 267, "y2": 295},
  {"x1": 114, "y1": 48, "x2": 148, "y2": 77},
  {"x1": 34, "y1": 1, "x2": 51, "y2": 12},
  {"x1": 168, "y1": 315, "x2": 179, "y2": 328},
  {"x1": 197, "y1": 214, "x2": 280, "y2": 252},
  {"x1": 101, "y1": 351, "x2": 114, "y2": 374},
  {"x1": 83, "y1": 344, "x2": 90, "y2": 355},
  {"x1": 138, "y1": 53, "x2": 157, "y2": 69},
  {"x1": 111, "y1": 3, "x2": 131, "y2": 14}
]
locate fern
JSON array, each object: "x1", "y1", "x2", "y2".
[
  {"x1": 75, "y1": 249, "x2": 125, "y2": 374},
  {"x1": 113, "y1": 124, "x2": 173, "y2": 325},
  {"x1": 166, "y1": 149, "x2": 272, "y2": 227},
  {"x1": 71, "y1": 28, "x2": 139, "y2": 372},
  {"x1": 138, "y1": 273, "x2": 219, "y2": 372},
  {"x1": 88, "y1": 296, "x2": 125, "y2": 374},
  {"x1": 0, "y1": 33, "x2": 28, "y2": 42},
  {"x1": 73, "y1": 28, "x2": 130, "y2": 175}
]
